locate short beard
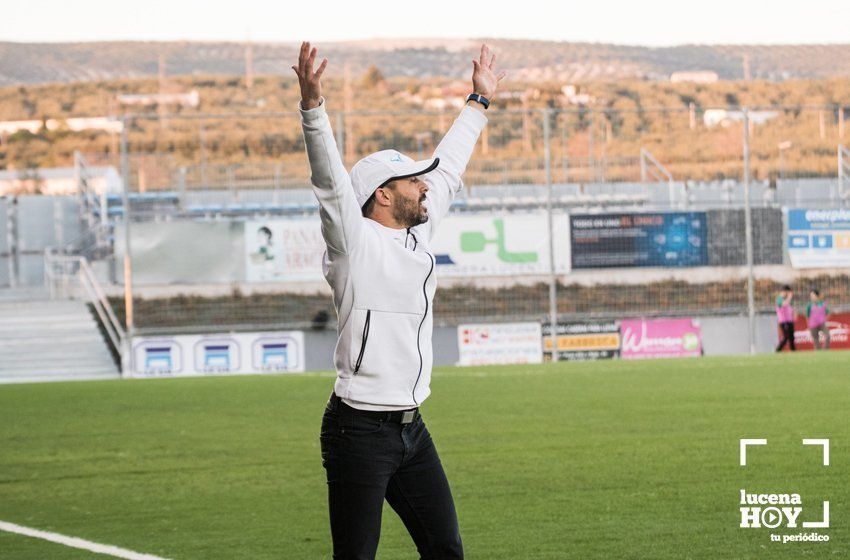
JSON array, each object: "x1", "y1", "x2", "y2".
[{"x1": 392, "y1": 195, "x2": 429, "y2": 228}]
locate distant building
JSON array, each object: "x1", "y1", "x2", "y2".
[
  {"x1": 0, "y1": 166, "x2": 120, "y2": 196},
  {"x1": 703, "y1": 109, "x2": 778, "y2": 128},
  {"x1": 670, "y1": 71, "x2": 719, "y2": 84},
  {"x1": 118, "y1": 90, "x2": 200, "y2": 107},
  {"x1": 0, "y1": 117, "x2": 122, "y2": 136},
  {"x1": 560, "y1": 84, "x2": 594, "y2": 106},
  {"x1": 398, "y1": 82, "x2": 471, "y2": 110}
]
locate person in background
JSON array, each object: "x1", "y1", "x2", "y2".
[
  {"x1": 806, "y1": 288, "x2": 830, "y2": 350},
  {"x1": 775, "y1": 285, "x2": 796, "y2": 352}
]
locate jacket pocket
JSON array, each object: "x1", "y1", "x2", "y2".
[{"x1": 353, "y1": 309, "x2": 371, "y2": 374}]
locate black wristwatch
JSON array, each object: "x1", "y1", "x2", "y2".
[{"x1": 466, "y1": 93, "x2": 490, "y2": 110}]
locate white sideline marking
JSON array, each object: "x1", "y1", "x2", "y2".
[{"x1": 0, "y1": 520, "x2": 171, "y2": 560}]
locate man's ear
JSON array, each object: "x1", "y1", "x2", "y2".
[{"x1": 375, "y1": 183, "x2": 395, "y2": 207}]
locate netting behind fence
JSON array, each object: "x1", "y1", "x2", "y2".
[{"x1": 83, "y1": 105, "x2": 850, "y2": 336}]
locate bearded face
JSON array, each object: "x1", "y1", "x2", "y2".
[
  {"x1": 386, "y1": 176, "x2": 429, "y2": 228},
  {"x1": 391, "y1": 188, "x2": 429, "y2": 227}
]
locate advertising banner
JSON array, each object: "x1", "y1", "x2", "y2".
[
  {"x1": 245, "y1": 219, "x2": 325, "y2": 282},
  {"x1": 246, "y1": 213, "x2": 570, "y2": 282},
  {"x1": 620, "y1": 318, "x2": 702, "y2": 359},
  {"x1": 787, "y1": 209, "x2": 850, "y2": 268},
  {"x1": 570, "y1": 212, "x2": 708, "y2": 269},
  {"x1": 541, "y1": 321, "x2": 621, "y2": 361},
  {"x1": 780, "y1": 312, "x2": 850, "y2": 351},
  {"x1": 132, "y1": 331, "x2": 306, "y2": 377},
  {"x1": 457, "y1": 322, "x2": 543, "y2": 366},
  {"x1": 432, "y1": 213, "x2": 570, "y2": 276}
]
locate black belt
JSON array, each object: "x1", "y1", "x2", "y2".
[{"x1": 329, "y1": 393, "x2": 419, "y2": 424}]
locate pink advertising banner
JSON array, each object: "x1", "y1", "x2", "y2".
[{"x1": 620, "y1": 318, "x2": 702, "y2": 360}]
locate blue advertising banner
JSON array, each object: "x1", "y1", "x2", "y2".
[
  {"x1": 570, "y1": 212, "x2": 708, "y2": 269},
  {"x1": 787, "y1": 208, "x2": 850, "y2": 268}
]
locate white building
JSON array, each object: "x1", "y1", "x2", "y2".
[
  {"x1": 703, "y1": 109, "x2": 778, "y2": 128},
  {"x1": 0, "y1": 117, "x2": 122, "y2": 136},
  {"x1": 670, "y1": 71, "x2": 719, "y2": 84},
  {"x1": 0, "y1": 166, "x2": 121, "y2": 196},
  {"x1": 117, "y1": 90, "x2": 200, "y2": 108}
]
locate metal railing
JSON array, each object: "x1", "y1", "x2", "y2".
[
  {"x1": 44, "y1": 248, "x2": 127, "y2": 374},
  {"x1": 640, "y1": 148, "x2": 676, "y2": 206}
]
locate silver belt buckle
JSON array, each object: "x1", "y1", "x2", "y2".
[{"x1": 401, "y1": 410, "x2": 416, "y2": 424}]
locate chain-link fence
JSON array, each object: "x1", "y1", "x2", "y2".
[{"x1": 81, "y1": 104, "x2": 849, "y2": 355}]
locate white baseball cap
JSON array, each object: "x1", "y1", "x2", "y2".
[{"x1": 350, "y1": 150, "x2": 440, "y2": 208}]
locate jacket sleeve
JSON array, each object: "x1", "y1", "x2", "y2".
[
  {"x1": 300, "y1": 99, "x2": 364, "y2": 256},
  {"x1": 422, "y1": 105, "x2": 488, "y2": 238}
]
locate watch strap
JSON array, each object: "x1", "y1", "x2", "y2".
[{"x1": 466, "y1": 93, "x2": 490, "y2": 109}]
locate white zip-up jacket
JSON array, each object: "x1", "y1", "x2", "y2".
[{"x1": 300, "y1": 101, "x2": 487, "y2": 410}]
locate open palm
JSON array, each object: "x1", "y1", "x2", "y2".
[
  {"x1": 471, "y1": 44, "x2": 507, "y2": 99},
  {"x1": 291, "y1": 41, "x2": 328, "y2": 110}
]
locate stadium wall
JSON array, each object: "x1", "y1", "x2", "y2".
[{"x1": 299, "y1": 315, "x2": 787, "y2": 373}]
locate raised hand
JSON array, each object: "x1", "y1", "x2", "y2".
[
  {"x1": 471, "y1": 44, "x2": 507, "y2": 100},
  {"x1": 291, "y1": 41, "x2": 328, "y2": 110}
]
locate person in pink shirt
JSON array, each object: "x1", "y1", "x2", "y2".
[
  {"x1": 775, "y1": 285, "x2": 796, "y2": 352},
  {"x1": 806, "y1": 288, "x2": 831, "y2": 350}
]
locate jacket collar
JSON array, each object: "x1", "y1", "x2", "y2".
[{"x1": 366, "y1": 217, "x2": 407, "y2": 240}]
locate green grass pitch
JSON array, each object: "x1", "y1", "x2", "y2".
[{"x1": 1, "y1": 352, "x2": 848, "y2": 559}]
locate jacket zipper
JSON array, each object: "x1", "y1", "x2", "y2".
[
  {"x1": 353, "y1": 309, "x2": 371, "y2": 374},
  {"x1": 411, "y1": 253, "x2": 434, "y2": 404}
]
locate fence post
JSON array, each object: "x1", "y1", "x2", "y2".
[
  {"x1": 178, "y1": 167, "x2": 187, "y2": 212},
  {"x1": 742, "y1": 108, "x2": 756, "y2": 355},
  {"x1": 543, "y1": 109, "x2": 559, "y2": 362},
  {"x1": 199, "y1": 118, "x2": 208, "y2": 189},
  {"x1": 120, "y1": 115, "x2": 135, "y2": 377},
  {"x1": 840, "y1": 145, "x2": 846, "y2": 207}
]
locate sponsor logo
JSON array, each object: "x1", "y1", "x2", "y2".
[
  {"x1": 252, "y1": 336, "x2": 300, "y2": 372},
  {"x1": 739, "y1": 439, "x2": 830, "y2": 544},
  {"x1": 620, "y1": 318, "x2": 701, "y2": 359},
  {"x1": 458, "y1": 218, "x2": 538, "y2": 263},
  {"x1": 135, "y1": 339, "x2": 181, "y2": 376},
  {"x1": 193, "y1": 338, "x2": 239, "y2": 373}
]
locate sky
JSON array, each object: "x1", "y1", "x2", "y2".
[{"x1": 4, "y1": 0, "x2": 850, "y2": 45}]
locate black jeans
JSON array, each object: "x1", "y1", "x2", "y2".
[
  {"x1": 777, "y1": 321, "x2": 796, "y2": 351},
  {"x1": 320, "y1": 395, "x2": 463, "y2": 560}
]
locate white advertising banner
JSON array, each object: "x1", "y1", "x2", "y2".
[
  {"x1": 458, "y1": 322, "x2": 543, "y2": 366},
  {"x1": 245, "y1": 219, "x2": 325, "y2": 282},
  {"x1": 132, "y1": 331, "x2": 306, "y2": 377},
  {"x1": 787, "y1": 208, "x2": 850, "y2": 268},
  {"x1": 432, "y1": 213, "x2": 570, "y2": 276},
  {"x1": 245, "y1": 212, "x2": 570, "y2": 282}
]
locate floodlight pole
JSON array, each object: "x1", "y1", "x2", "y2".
[
  {"x1": 543, "y1": 109, "x2": 559, "y2": 362},
  {"x1": 742, "y1": 108, "x2": 756, "y2": 355},
  {"x1": 120, "y1": 115, "x2": 135, "y2": 376},
  {"x1": 839, "y1": 147, "x2": 843, "y2": 204}
]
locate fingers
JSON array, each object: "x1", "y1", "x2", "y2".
[
  {"x1": 314, "y1": 58, "x2": 328, "y2": 80},
  {"x1": 472, "y1": 59, "x2": 480, "y2": 72},
  {"x1": 298, "y1": 42, "x2": 309, "y2": 74},
  {"x1": 307, "y1": 46, "x2": 317, "y2": 74},
  {"x1": 479, "y1": 44, "x2": 487, "y2": 66},
  {"x1": 497, "y1": 70, "x2": 507, "y2": 82},
  {"x1": 489, "y1": 51, "x2": 496, "y2": 68}
]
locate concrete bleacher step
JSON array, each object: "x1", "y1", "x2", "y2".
[
  {"x1": 0, "y1": 371, "x2": 120, "y2": 384},
  {"x1": 0, "y1": 297, "x2": 120, "y2": 383}
]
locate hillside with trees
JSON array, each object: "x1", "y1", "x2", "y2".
[
  {"x1": 1, "y1": 68, "x2": 848, "y2": 185},
  {"x1": 2, "y1": 40, "x2": 850, "y2": 86}
]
